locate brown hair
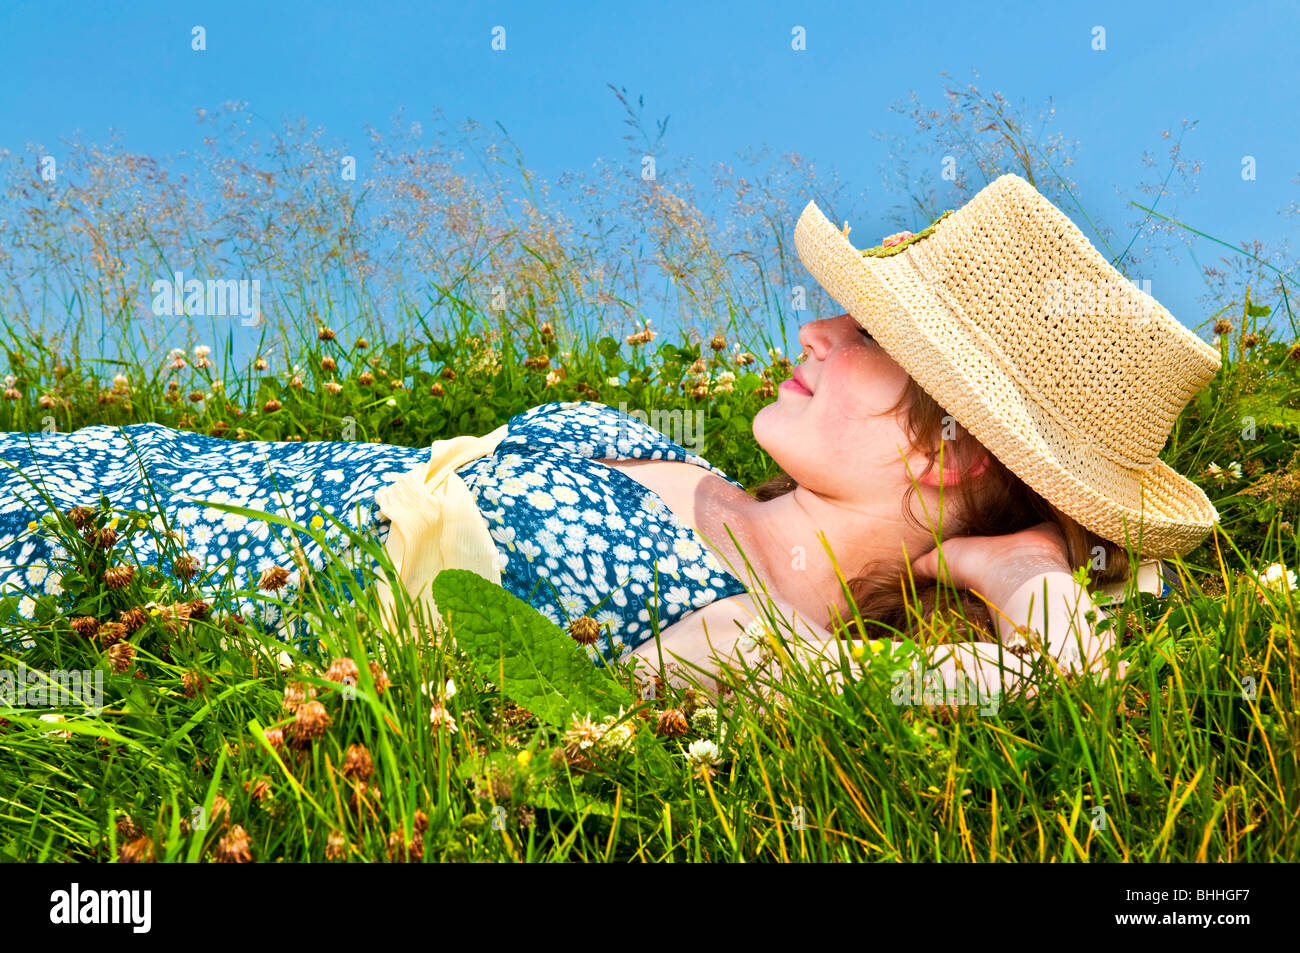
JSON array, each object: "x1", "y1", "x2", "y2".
[{"x1": 751, "y1": 377, "x2": 1132, "y2": 644}]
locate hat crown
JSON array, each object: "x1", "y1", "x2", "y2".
[{"x1": 898, "y1": 174, "x2": 1220, "y2": 470}]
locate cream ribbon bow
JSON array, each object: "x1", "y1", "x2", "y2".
[{"x1": 371, "y1": 423, "x2": 510, "y2": 635}]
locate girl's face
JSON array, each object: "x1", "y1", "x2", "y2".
[{"x1": 753, "y1": 313, "x2": 964, "y2": 504}]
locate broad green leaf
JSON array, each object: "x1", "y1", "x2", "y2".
[{"x1": 431, "y1": 568, "x2": 634, "y2": 728}]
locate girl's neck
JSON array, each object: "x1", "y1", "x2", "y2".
[{"x1": 707, "y1": 485, "x2": 922, "y2": 631}]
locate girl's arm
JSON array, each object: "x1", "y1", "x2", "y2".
[
  {"x1": 883, "y1": 569, "x2": 1124, "y2": 705},
  {"x1": 626, "y1": 569, "x2": 1122, "y2": 709},
  {"x1": 750, "y1": 570, "x2": 1120, "y2": 711}
]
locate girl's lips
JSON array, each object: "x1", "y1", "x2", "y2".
[{"x1": 780, "y1": 377, "x2": 812, "y2": 396}]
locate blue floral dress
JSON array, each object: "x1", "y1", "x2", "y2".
[
  {"x1": 458, "y1": 401, "x2": 750, "y2": 663},
  {"x1": 0, "y1": 401, "x2": 749, "y2": 665}
]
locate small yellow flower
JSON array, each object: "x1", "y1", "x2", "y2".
[
  {"x1": 26, "y1": 521, "x2": 36, "y2": 532},
  {"x1": 516, "y1": 750, "x2": 532, "y2": 769},
  {"x1": 851, "y1": 639, "x2": 887, "y2": 664},
  {"x1": 310, "y1": 515, "x2": 325, "y2": 530}
]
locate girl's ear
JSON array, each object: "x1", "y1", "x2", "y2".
[{"x1": 918, "y1": 446, "x2": 990, "y2": 488}]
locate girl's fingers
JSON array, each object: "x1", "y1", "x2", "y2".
[{"x1": 911, "y1": 547, "x2": 955, "y2": 587}]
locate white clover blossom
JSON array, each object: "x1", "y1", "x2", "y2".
[
  {"x1": 597, "y1": 708, "x2": 636, "y2": 753},
  {"x1": 687, "y1": 738, "x2": 721, "y2": 768},
  {"x1": 1259, "y1": 562, "x2": 1297, "y2": 594},
  {"x1": 563, "y1": 712, "x2": 602, "y2": 753},
  {"x1": 419, "y1": 678, "x2": 456, "y2": 700},
  {"x1": 737, "y1": 617, "x2": 774, "y2": 661},
  {"x1": 40, "y1": 713, "x2": 73, "y2": 739},
  {"x1": 430, "y1": 703, "x2": 458, "y2": 733},
  {"x1": 690, "y1": 705, "x2": 719, "y2": 735}
]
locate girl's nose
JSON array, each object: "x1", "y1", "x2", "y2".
[{"x1": 796, "y1": 314, "x2": 852, "y2": 361}]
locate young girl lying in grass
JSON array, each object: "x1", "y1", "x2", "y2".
[{"x1": 0, "y1": 175, "x2": 1214, "y2": 714}]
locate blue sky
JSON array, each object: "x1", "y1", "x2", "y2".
[{"x1": 1, "y1": 0, "x2": 1297, "y2": 347}]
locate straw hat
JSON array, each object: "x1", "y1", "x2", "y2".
[{"x1": 792, "y1": 172, "x2": 1222, "y2": 560}]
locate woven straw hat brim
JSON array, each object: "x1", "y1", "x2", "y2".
[{"x1": 793, "y1": 190, "x2": 1221, "y2": 560}]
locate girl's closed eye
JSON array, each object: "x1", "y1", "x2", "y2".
[{"x1": 857, "y1": 327, "x2": 874, "y2": 342}]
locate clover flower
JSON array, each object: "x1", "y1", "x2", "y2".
[
  {"x1": 1256, "y1": 562, "x2": 1297, "y2": 601},
  {"x1": 689, "y1": 705, "x2": 719, "y2": 736},
  {"x1": 213, "y1": 824, "x2": 252, "y2": 863},
  {"x1": 597, "y1": 708, "x2": 636, "y2": 753},
  {"x1": 419, "y1": 678, "x2": 455, "y2": 700},
  {"x1": 430, "y1": 703, "x2": 458, "y2": 734},
  {"x1": 686, "y1": 738, "x2": 722, "y2": 778},
  {"x1": 737, "y1": 618, "x2": 775, "y2": 662},
  {"x1": 343, "y1": 743, "x2": 373, "y2": 780},
  {"x1": 562, "y1": 712, "x2": 602, "y2": 757},
  {"x1": 656, "y1": 708, "x2": 690, "y2": 738},
  {"x1": 40, "y1": 713, "x2": 73, "y2": 739}
]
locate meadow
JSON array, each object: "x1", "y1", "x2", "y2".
[{"x1": 0, "y1": 87, "x2": 1297, "y2": 862}]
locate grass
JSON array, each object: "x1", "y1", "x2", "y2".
[
  {"x1": 0, "y1": 89, "x2": 1298, "y2": 862},
  {"x1": 0, "y1": 285, "x2": 1297, "y2": 862}
]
